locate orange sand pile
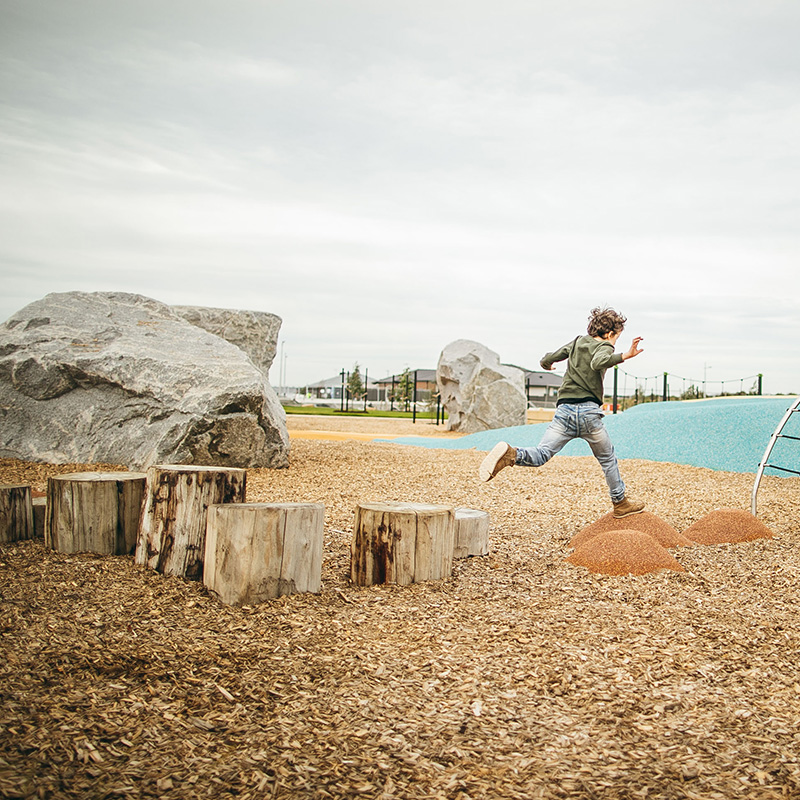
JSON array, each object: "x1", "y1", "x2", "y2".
[
  {"x1": 570, "y1": 511, "x2": 693, "y2": 550},
  {"x1": 566, "y1": 530, "x2": 685, "y2": 576},
  {"x1": 683, "y1": 508, "x2": 774, "y2": 545}
]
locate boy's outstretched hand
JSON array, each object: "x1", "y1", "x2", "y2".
[{"x1": 622, "y1": 337, "x2": 644, "y2": 361}]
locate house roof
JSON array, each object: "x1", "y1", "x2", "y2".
[
  {"x1": 304, "y1": 375, "x2": 343, "y2": 389},
  {"x1": 500, "y1": 364, "x2": 563, "y2": 388},
  {"x1": 522, "y1": 370, "x2": 563, "y2": 388},
  {"x1": 307, "y1": 367, "x2": 560, "y2": 389},
  {"x1": 374, "y1": 369, "x2": 437, "y2": 384},
  {"x1": 304, "y1": 375, "x2": 382, "y2": 389}
]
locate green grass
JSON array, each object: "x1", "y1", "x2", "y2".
[{"x1": 283, "y1": 405, "x2": 442, "y2": 420}]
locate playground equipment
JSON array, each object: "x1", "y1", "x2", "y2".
[{"x1": 751, "y1": 397, "x2": 800, "y2": 515}]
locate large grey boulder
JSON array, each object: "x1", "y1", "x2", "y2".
[
  {"x1": 0, "y1": 292, "x2": 289, "y2": 469},
  {"x1": 437, "y1": 340, "x2": 527, "y2": 433},
  {"x1": 171, "y1": 305, "x2": 281, "y2": 376}
]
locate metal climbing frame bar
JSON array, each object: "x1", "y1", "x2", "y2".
[{"x1": 751, "y1": 397, "x2": 800, "y2": 515}]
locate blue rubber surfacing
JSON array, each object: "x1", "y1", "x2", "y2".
[{"x1": 385, "y1": 397, "x2": 800, "y2": 476}]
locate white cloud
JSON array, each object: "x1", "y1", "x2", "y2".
[{"x1": 0, "y1": 0, "x2": 799, "y2": 394}]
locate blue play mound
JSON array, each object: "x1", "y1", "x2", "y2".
[{"x1": 387, "y1": 397, "x2": 800, "y2": 476}]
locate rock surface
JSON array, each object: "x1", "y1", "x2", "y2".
[
  {"x1": 436, "y1": 340, "x2": 527, "y2": 433},
  {"x1": 172, "y1": 305, "x2": 281, "y2": 376},
  {"x1": 0, "y1": 292, "x2": 289, "y2": 469}
]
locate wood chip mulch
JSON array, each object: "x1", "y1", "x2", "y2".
[{"x1": 2, "y1": 440, "x2": 800, "y2": 800}]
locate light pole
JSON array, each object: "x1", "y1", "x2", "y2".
[
  {"x1": 703, "y1": 362, "x2": 711, "y2": 398},
  {"x1": 279, "y1": 340, "x2": 286, "y2": 397}
]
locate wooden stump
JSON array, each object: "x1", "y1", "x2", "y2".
[
  {"x1": 45, "y1": 472, "x2": 147, "y2": 554},
  {"x1": 135, "y1": 465, "x2": 246, "y2": 580},
  {"x1": 33, "y1": 497, "x2": 46, "y2": 538},
  {"x1": 454, "y1": 508, "x2": 490, "y2": 558},
  {"x1": 351, "y1": 502, "x2": 454, "y2": 586},
  {"x1": 0, "y1": 484, "x2": 34, "y2": 544},
  {"x1": 205, "y1": 503, "x2": 324, "y2": 605}
]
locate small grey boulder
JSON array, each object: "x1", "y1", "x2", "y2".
[{"x1": 437, "y1": 339, "x2": 526, "y2": 433}]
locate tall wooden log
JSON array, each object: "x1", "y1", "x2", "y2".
[
  {"x1": 135, "y1": 465, "x2": 246, "y2": 580},
  {"x1": 205, "y1": 502, "x2": 324, "y2": 605},
  {"x1": 45, "y1": 472, "x2": 147, "y2": 554},
  {"x1": 0, "y1": 484, "x2": 34, "y2": 544},
  {"x1": 453, "y1": 508, "x2": 490, "y2": 558},
  {"x1": 351, "y1": 502, "x2": 454, "y2": 586}
]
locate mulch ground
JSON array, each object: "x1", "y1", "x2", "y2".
[{"x1": 2, "y1": 440, "x2": 800, "y2": 800}]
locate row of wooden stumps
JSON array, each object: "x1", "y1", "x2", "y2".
[{"x1": 1, "y1": 468, "x2": 489, "y2": 606}]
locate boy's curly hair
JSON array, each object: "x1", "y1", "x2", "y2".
[{"x1": 587, "y1": 306, "x2": 627, "y2": 338}]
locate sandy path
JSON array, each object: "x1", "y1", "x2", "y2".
[{"x1": 285, "y1": 412, "x2": 461, "y2": 439}]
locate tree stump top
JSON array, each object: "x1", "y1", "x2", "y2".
[
  {"x1": 152, "y1": 464, "x2": 247, "y2": 476},
  {"x1": 0, "y1": 483, "x2": 30, "y2": 490},
  {"x1": 455, "y1": 507, "x2": 489, "y2": 519},
  {"x1": 356, "y1": 501, "x2": 453, "y2": 515},
  {"x1": 48, "y1": 471, "x2": 147, "y2": 482},
  {"x1": 212, "y1": 501, "x2": 319, "y2": 512}
]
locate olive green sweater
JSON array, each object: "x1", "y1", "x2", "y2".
[{"x1": 540, "y1": 335, "x2": 623, "y2": 406}]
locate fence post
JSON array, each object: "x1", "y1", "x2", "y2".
[
  {"x1": 340, "y1": 369, "x2": 345, "y2": 412},
  {"x1": 412, "y1": 370, "x2": 418, "y2": 423},
  {"x1": 613, "y1": 366, "x2": 618, "y2": 414}
]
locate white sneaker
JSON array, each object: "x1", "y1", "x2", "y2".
[{"x1": 479, "y1": 442, "x2": 517, "y2": 482}]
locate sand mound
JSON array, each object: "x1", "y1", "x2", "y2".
[
  {"x1": 683, "y1": 508, "x2": 774, "y2": 545},
  {"x1": 570, "y1": 511, "x2": 693, "y2": 550},
  {"x1": 566, "y1": 529, "x2": 685, "y2": 576}
]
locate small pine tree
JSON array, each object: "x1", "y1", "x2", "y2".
[
  {"x1": 680, "y1": 384, "x2": 701, "y2": 400},
  {"x1": 394, "y1": 368, "x2": 413, "y2": 412},
  {"x1": 347, "y1": 363, "x2": 365, "y2": 405}
]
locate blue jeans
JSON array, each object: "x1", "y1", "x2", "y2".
[{"x1": 515, "y1": 401, "x2": 626, "y2": 503}]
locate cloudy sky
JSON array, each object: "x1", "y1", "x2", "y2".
[{"x1": 1, "y1": 0, "x2": 799, "y2": 395}]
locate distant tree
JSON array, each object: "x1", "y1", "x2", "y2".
[
  {"x1": 347, "y1": 363, "x2": 365, "y2": 405},
  {"x1": 393, "y1": 368, "x2": 413, "y2": 412},
  {"x1": 680, "y1": 384, "x2": 701, "y2": 400},
  {"x1": 425, "y1": 382, "x2": 440, "y2": 413}
]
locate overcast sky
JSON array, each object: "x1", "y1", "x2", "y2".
[{"x1": 1, "y1": 0, "x2": 799, "y2": 395}]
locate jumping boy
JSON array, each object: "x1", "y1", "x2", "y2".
[{"x1": 479, "y1": 306, "x2": 645, "y2": 518}]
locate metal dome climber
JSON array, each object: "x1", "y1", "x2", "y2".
[{"x1": 752, "y1": 397, "x2": 800, "y2": 515}]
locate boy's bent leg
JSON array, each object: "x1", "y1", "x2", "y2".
[{"x1": 515, "y1": 412, "x2": 574, "y2": 468}]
